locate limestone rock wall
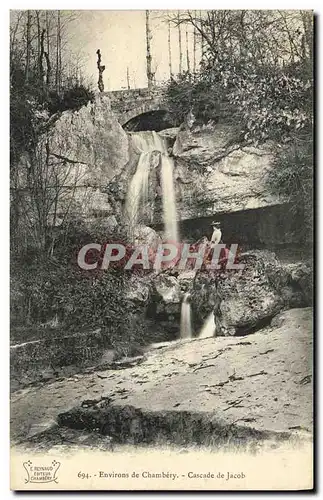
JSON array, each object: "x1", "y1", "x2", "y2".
[
  {"x1": 172, "y1": 124, "x2": 287, "y2": 221},
  {"x1": 29, "y1": 94, "x2": 130, "y2": 223}
]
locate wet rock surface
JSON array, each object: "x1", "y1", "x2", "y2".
[{"x1": 11, "y1": 308, "x2": 312, "y2": 448}]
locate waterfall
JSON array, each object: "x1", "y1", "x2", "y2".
[
  {"x1": 180, "y1": 293, "x2": 192, "y2": 339},
  {"x1": 125, "y1": 131, "x2": 179, "y2": 242},
  {"x1": 160, "y1": 155, "x2": 179, "y2": 243},
  {"x1": 199, "y1": 312, "x2": 216, "y2": 339},
  {"x1": 125, "y1": 151, "x2": 150, "y2": 234}
]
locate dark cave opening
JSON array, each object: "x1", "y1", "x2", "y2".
[
  {"x1": 123, "y1": 110, "x2": 176, "y2": 132},
  {"x1": 177, "y1": 205, "x2": 299, "y2": 250},
  {"x1": 153, "y1": 204, "x2": 310, "y2": 260}
]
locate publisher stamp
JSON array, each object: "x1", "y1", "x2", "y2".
[{"x1": 23, "y1": 460, "x2": 61, "y2": 484}]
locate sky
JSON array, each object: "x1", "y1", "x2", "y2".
[{"x1": 66, "y1": 10, "x2": 201, "y2": 91}]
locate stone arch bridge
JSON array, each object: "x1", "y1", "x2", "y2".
[{"x1": 105, "y1": 87, "x2": 172, "y2": 131}]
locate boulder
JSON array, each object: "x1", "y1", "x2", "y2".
[
  {"x1": 154, "y1": 274, "x2": 181, "y2": 304},
  {"x1": 50, "y1": 94, "x2": 129, "y2": 182},
  {"x1": 177, "y1": 270, "x2": 197, "y2": 293},
  {"x1": 146, "y1": 274, "x2": 182, "y2": 333},
  {"x1": 191, "y1": 250, "x2": 312, "y2": 336},
  {"x1": 281, "y1": 261, "x2": 313, "y2": 306},
  {"x1": 125, "y1": 274, "x2": 151, "y2": 306},
  {"x1": 132, "y1": 225, "x2": 161, "y2": 250},
  {"x1": 173, "y1": 124, "x2": 238, "y2": 162},
  {"x1": 158, "y1": 127, "x2": 180, "y2": 144}
]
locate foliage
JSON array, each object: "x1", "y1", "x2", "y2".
[
  {"x1": 48, "y1": 85, "x2": 95, "y2": 114},
  {"x1": 165, "y1": 73, "x2": 220, "y2": 125},
  {"x1": 222, "y1": 60, "x2": 312, "y2": 143},
  {"x1": 165, "y1": 60, "x2": 312, "y2": 143},
  {"x1": 11, "y1": 259, "x2": 145, "y2": 344},
  {"x1": 267, "y1": 132, "x2": 313, "y2": 241},
  {"x1": 11, "y1": 219, "x2": 153, "y2": 356},
  {"x1": 165, "y1": 10, "x2": 313, "y2": 141}
]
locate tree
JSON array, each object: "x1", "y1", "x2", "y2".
[
  {"x1": 145, "y1": 10, "x2": 154, "y2": 89},
  {"x1": 126, "y1": 67, "x2": 130, "y2": 89},
  {"x1": 25, "y1": 10, "x2": 31, "y2": 82},
  {"x1": 55, "y1": 10, "x2": 62, "y2": 93},
  {"x1": 193, "y1": 12, "x2": 197, "y2": 72},
  {"x1": 186, "y1": 26, "x2": 191, "y2": 73},
  {"x1": 168, "y1": 20, "x2": 173, "y2": 78},
  {"x1": 45, "y1": 11, "x2": 51, "y2": 86},
  {"x1": 177, "y1": 11, "x2": 183, "y2": 74},
  {"x1": 169, "y1": 10, "x2": 313, "y2": 70}
]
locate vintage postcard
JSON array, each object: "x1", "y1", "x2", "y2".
[{"x1": 10, "y1": 9, "x2": 313, "y2": 491}]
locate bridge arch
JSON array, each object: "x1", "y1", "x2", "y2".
[
  {"x1": 122, "y1": 109, "x2": 175, "y2": 132},
  {"x1": 119, "y1": 100, "x2": 162, "y2": 126},
  {"x1": 107, "y1": 87, "x2": 176, "y2": 131}
]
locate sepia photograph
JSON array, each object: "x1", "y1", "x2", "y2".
[{"x1": 9, "y1": 8, "x2": 314, "y2": 490}]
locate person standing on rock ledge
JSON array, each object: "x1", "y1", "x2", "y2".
[
  {"x1": 210, "y1": 221, "x2": 222, "y2": 245},
  {"x1": 210, "y1": 221, "x2": 230, "y2": 272}
]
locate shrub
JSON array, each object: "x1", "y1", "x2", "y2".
[
  {"x1": 165, "y1": 72, "x2": 221, "y2": 125},
  {"x1": 267, "y1": 131, "x2": 313, "y2": 242},
  {"x1": 47, "y1": 85, "x2": 95, "y2": 114},
  {"x1": 165, "y1": 60, "x2": 312, "y2": 144}
]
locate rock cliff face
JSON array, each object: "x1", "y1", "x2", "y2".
[
  {"x1": 34, "y1": 95, "x2": 130, "y2": 223},
  {"x1": 172, "y1": 125, "x2": 286, "y2": 220},
  {"x1": 39, "y1": 98, "x2": 292, "y2": 241},
  {"x1": 106, "y1": 121, "x2": 296, "y2": 247},
  {"x1": 51, "y1": 95, "x2": 129, "y2": 179}
]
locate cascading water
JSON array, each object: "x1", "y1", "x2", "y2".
[
  {"x1": 125, "y1": 151, "x2": 150, "y2": 236},
  {"x1": 124, "y1": 129, "x2": 182, "y2": 338},
  {"x1": 160, "y1": 155, "x2": 179, "y2": 243},
  {"x1": 199, "y1": 312, "x2": 216, "y2": 339},
  {"x1": 125, "y1": 131, "x2": 179, "y2": 242},
  {"x1": 180, "y1": 293, "x2": 192, "y2": 339}
]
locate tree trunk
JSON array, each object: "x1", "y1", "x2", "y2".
[
  {"x1": 178, "y1": 11, "x2": 183, "y2": 74},
  {"x1": 145, "y1": 10, "x2": 153, "y2": 90},
  {"x1": 127, "y1": 66, "x2": 130, "y2": 89},
  {"x1": 36, "y1": 11, "x2": 41, "y2": 63},
  {"x1": 45, "y1": 11, "x2": 51, "y2": 87},
  {"x1": 39, "y1": 28, "x2": 45, "y2": 87},
  {"x1": 168, "y1": 20, "x2": 172, "y2": 78},
  {"x1": 193, "y1": 13, "x2": 197, "y2": 73},
  {"x1": 55, "y1": 11, "x2": 62, "y2": 93},
  {"x1": 186, "y1": 26, "x2": 190, "y2": 74},
  {"x1": 200, "y1": 10, "x2": 204, "y2": 61},
  {"x1": 25, "y1": 10, "x2": 31, "y2": 82}
]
